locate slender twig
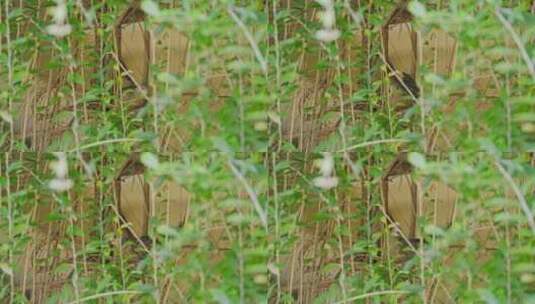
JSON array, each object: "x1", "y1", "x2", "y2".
[
  {"x1": 338, "y1": 138, "x2": 408, "y2": 152},
  {"x1": 227, "y1": 6, "x2": 268, "y2": 75},
  {"x1": 344, "y1": 0, "x2": 363, "y2": 27},
  {"x1": 66, "y1": 290, "x2": 142, "y2": 304},
  {"x1": 227, "y1": 159, "x2": 268, "y2": 230},
  {"x1": 493, "y1": 157, "x2": 535, "y2": 234},
  {"x1": 68, "y1": 138, "x2": 142, "y2": 152},
  {"x1": 378, "y1": 52, "x2": 420, "y2": 104},
  {"x1": 495, "y1": 8, "x2": 535, "y2": 81}
]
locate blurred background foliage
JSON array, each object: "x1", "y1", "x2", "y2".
[{"x1": 1, "y1": 0, "x2": 534, "y2": 303}]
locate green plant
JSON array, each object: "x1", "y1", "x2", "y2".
[{"x1": 1, "y1": 0, "x2": 534, "y2": 303}]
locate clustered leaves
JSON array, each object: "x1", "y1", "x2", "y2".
[{"x1": 1, "y1": 0, "x2": 534, "y2": 303}]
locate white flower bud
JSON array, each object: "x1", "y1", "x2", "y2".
[
  {"x1": 315, "y1": 29, "x2": 340, "y2": 42},
  {"x1": 267, "y1": 263, "x2": 280, "y2": 276},
  {"x1": 316, "y1": 152, "x2": 335, "y2": 177},
  {"x1": 316, "y1": 0, "x2": 334, "y2": 9},
  {"x1": 312, "y1": 176, "x2": 339, "y2": 190},
  {"x1": 46, "y1": 24, "x2": 72, "y2": 38},
  {"x1": 48, "y1": 178, "x2": 73, "y2": 192},
  {"x1": 51, "y1": 1, "x2": 68, "y2": 24},
  {"x1": 320, "y1": 8, "x2": 336, "y2": 29},
  {"x1": 50, "y1": 152, "x2": 68, "y2": 179}
]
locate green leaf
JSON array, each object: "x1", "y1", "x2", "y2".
[
  {"x1": 408, "y1": 152, "x2": 427, "y2": 169},
  {"x1": 408, "y1": 1, "x2": 427, "y2": 18},
  {"x1": 0, "y1": 263, "x2": 13, "y2": 277},
  {"x1": 211, "y1": 289, "x2": 231, "y2": 304},
  {"x1": 267, "y1": 111, "x2": 281, "y2": 125},
  {"x1": 141, "y1": 0, "x2": 160, "y2": 17},
  {"x1": 0, "y1": 111, "x2": 13, "y2": 124},
  {"x1": 157, "y1": 225, "x2": 179, "y2": 237},
  {"x1": 141, "y1": 152, "x2": 159, "y2": 169},
  {"x1": 321, "y1": 263, "x2": 341, "y2": 274}
]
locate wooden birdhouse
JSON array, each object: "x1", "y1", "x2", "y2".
[
  {"x1": 115, "y1": 5, "x2": 231, "y2": 153},
  {"x1": 114, "y1": 153, "x2": 190, "y2": 240},
  {"x1": 381, "y1": 3, "x2": 457, "y2": 109},
  {"x1": 381, "y1": 153, "x2": 457, "y2": 249},
  {"x1": 115, "y1": 6, "x2": 189, "y2": 88}
]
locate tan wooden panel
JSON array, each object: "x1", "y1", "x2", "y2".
[
  {"x1": 120, "y1": 23, "x2": 150, "y2": 85},
  {"x1": 119, "y1": 174, "x2": 149, "y2": 237},
  {"x1": 385, "y1": 175, "x2": 457, "y2": 239},
  {"x1": 387, "y1": 23, "x2": 417, "y2": 77},
  {"x1": 422, "y1": 29, "x2": 457, "y2": 76},
  {"x1": 155, "y1": 180, "x2": 190, "y2": 228}
]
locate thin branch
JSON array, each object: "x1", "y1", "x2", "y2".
[
  {"x1": 493, "y1": 157, "x2": 535, "y2": 234},
  {"x1": 68, "y1": 138, "x2": 142, "y2": 152},
  {"x1": 66, "y1": 290, "x2": 142, "y2": 304},
  {"x1": 227, "y1": 159, "x2": 268, "y2": 230},
  {"x1": 495, "y1": 8, "x2": 535, "y2": 81},
  {"x1": 337, "y1": 138, "x2": 408, "y2": 152},
  {"x1": 227, "y1": 6, "x2": 268, "y2": 75}
]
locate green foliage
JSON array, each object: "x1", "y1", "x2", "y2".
[{"x1": 1, "y1": 0, "x2": 534, "y2": 303}]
